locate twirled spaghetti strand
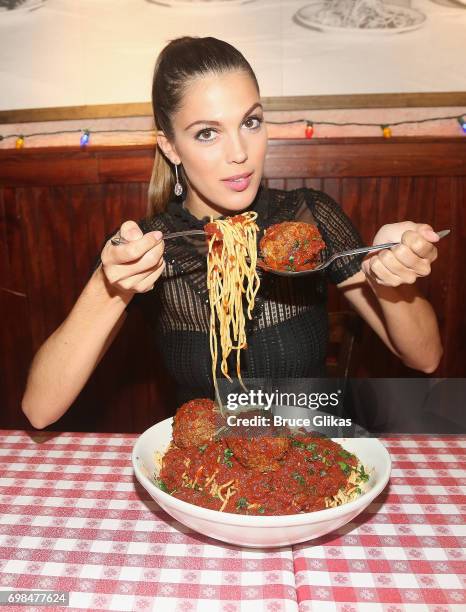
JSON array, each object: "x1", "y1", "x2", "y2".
[{"x1": 206, "y1": 212, "x2": 260, "y2": 396}]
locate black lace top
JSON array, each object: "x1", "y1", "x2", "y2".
[{"x1": 94, "y1": 186, "x2": 365, "y2": 404}]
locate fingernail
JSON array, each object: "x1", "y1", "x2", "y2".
[{"x1": 152, "y1": 231, "x2": 163, "y2": 244}]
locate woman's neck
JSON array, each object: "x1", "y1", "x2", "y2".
[
  {"x1": 183, "y1": 196, "x2": 222, "y2": 220},
  {"x1": 183, "y1": 185, "x2": 260, "y2": 220}
]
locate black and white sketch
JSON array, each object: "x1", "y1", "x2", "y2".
[
  {"x1": 294, "y1": 0, "x2": 427, "y2": 34},
  {"x1": 0, "y1": 0, "x2": 464, "y2": 113}
]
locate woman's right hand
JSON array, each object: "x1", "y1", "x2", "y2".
[{"x1": 100, "y1": 220, "x2": 165, "y2": 295}]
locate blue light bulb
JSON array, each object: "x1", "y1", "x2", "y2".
[{"x1": 80, "y1": 130, "x2": 90, "y2": 146}]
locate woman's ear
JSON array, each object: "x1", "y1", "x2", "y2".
[{"x1": 156, "y1": 131, "x2": 180, "y2": 165}]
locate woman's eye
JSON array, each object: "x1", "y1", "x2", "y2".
[
  {"x1": 196, "y1": 129, "x2": 216, "y2": 142},
  {"x1": 195, "y1": 117, "x2": 262, "y2": 141},
  {"x1": 244, "y1": 116, "x2": 263, "y2": 129}
]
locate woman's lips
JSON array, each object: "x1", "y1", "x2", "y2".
[{"x1": 222, "y1": 172, "x2": 253, "y2": 192}]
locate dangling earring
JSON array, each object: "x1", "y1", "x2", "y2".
[{"x1": 174, "y1": 163, "x2": 183, "y2": 197}]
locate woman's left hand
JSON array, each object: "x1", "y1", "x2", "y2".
[{"x1": 362, "y1": 221, "x2": 439, "y2": 287}]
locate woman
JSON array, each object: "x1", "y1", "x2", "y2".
[{"x1": 22, "y1": 37, "x2": 442, "y2": 429}]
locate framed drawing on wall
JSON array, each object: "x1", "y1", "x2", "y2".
[{"x1": 0, "y1": 0, "x2": 465, "y2": 122}]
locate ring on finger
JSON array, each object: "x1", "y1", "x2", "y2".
[{"x1": 111, "y1": 231, "x2": 123, "y2": 246}]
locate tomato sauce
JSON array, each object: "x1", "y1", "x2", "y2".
[
  {"x1": 159, "y1": 432, "x2": 359, "y2": 515},
  {"x1": 204, "y1": 222, "x2": 222, "y2": 239}
]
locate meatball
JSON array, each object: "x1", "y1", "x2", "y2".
[
  {"x1": 259, "y1": 221, "x2": 325, "y2": 272},
  {"x1": 226, "y1": 436, "x2": 290, "y2": 472},
  {"x1": 172, "y1": 398, "x2": 218, "y2": 449}
]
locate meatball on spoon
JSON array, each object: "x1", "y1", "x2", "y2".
[{"x1": 259, "y1": 229, "x2": 450, "y2": 277}]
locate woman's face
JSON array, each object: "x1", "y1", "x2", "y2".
[{"x1": 162, "y1": 70, "x2": 268, "y2": 219}]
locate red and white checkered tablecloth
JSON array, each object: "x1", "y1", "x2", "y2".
[{"x1": 0, "y1": 430, "x2": 464, "y2": 612}]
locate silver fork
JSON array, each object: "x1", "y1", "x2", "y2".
[
  {"x1": 110, "y1": 229, "x2": 205, "y2": 245},
  {"x1": 111, "y1": 228, "x2": 451, "y2": 276},
  {"x1": 259, "y1": 229, "x2": 451, "y2": 277}
]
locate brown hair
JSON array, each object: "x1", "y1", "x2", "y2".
[{"x1": 147, "y1": 36, "x2": 260, "y2": 217}]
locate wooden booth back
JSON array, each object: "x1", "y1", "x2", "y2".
[{"x1": 1, "y1": 138, "x2": 465, "y2": 432}]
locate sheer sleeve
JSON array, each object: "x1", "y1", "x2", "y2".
[{"x1": 303, "y1": 188, "x2": 365, "y2": 285}]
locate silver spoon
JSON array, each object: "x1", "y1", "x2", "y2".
[{"x1": 259, "y1": 229, "x2": 450, "y2": 277}]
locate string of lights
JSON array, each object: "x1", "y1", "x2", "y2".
[
  {"x1": 1, "y1": 113, "x2": 465, "y2": 148},
  {"x1": 267, "y1": 113, "x2": 466, "y2": 139}
]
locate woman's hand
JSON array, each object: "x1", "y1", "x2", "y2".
[
  {"x1": 100, "y1": 220, "x2": 165, "y2": 295},
  {"x1": 362, "y1": 222, "x2": 439, "y2": 287}
]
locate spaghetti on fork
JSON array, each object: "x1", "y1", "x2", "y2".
[{"x1": 204, "y1": 211, "x2": 260, "y2": 397}]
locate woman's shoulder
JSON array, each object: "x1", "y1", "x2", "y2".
[{"x1": 265, "y1": 185, "x2": 343, "y2": 219}]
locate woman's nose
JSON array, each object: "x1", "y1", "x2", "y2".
[{"x1": 225, "y1": 133, "x2": 248, "y2": 164}]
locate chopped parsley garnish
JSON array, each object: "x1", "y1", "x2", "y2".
[
  {"x1": 292, "y1": 472, "x2": 306, "y2": 486},
  {"x1": 223, "y1": 448, "x2": 234, "y2": 468},
  {"x1": 339, "y1": 449, "x2": 353, "y2": 460},
  {"x1": 320, "y1": 469, "x2": 327, "y2": 477},
  {"x1": 258, "y1": 506, "x2": 266, "y2": 514},
  {"x1": 198, "y1": 444, "x2": 208, "y2": 453},
  {"x1": 154, "y1": 478, "x2": 169, "y2": 493},
  {"x1": 236, "y1": 497, "x2": 248, "y2": 509},
  {"x1": 292, "y1": 439, "x2": 317, "y2": 452},
  {"x1": 357, "y1": 465, "x2": 369, "y2": 482},
  {"x1": 337, "y1": 461, "x2": 351, "y2": 476}
]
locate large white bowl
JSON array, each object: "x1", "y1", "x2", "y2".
[{"x1": 132, "y1": 417, "x2": 391, "y2": 548}]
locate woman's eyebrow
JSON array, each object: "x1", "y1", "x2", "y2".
[{"x1": 184, "y1": 102, "x2": 263, "y2": 130}]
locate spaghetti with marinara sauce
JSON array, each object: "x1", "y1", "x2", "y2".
[
  {"x1": 154, "y1": 431, "x2": 370, "y2": 515},
  {"x1": 153, "y1": 400, "x2": 370, "y2": 515},
  {"x1": 204, "y1": 212, "x2": 260, "y2": 395}
]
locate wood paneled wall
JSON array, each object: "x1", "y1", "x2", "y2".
[{"x1": 1, "y1": 138, "x2": 465, "y2": 432}]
